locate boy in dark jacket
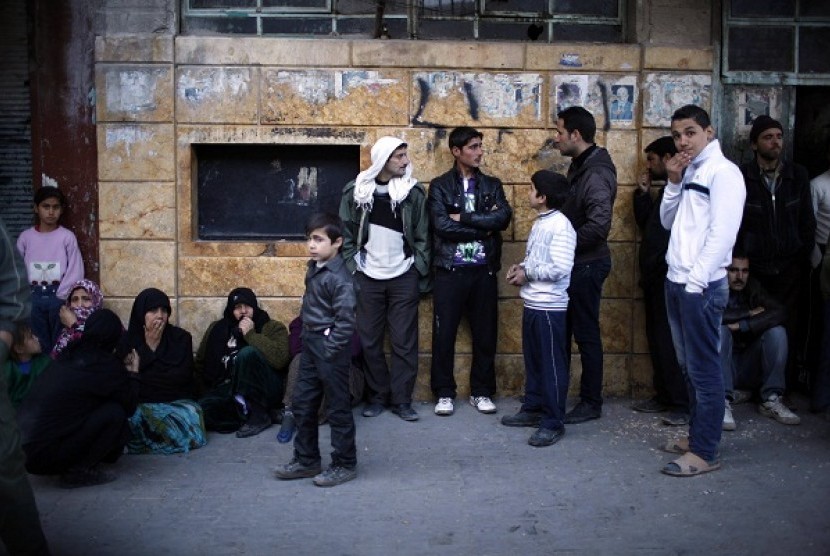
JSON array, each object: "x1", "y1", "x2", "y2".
[{"x1": 274, "y1": 213, "x2": 358, "y2": 487}]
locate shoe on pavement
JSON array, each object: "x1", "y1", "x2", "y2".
[
  {"x1": 236, "y1": 413, "x2": 273, "y2": 438},
  {"x1": 274, "y1": 458, "x2": 322, "y2": 480},
  {"x1": 362, "y1": 402, "x2": 384, "y2": 418},
  {"x1": 723, "y1": 400, "x2": 736, "y2": 431},
  {"x1": 632, "y1": 398, "x2": 667, "y2": 413},
  {"x1": 501, "y1": 411, "x2": 542, "y2": 427},
  {"x1": 760, "y1": 394, "x2": 801, "y2": 425},
  {"x1": 661, "y1": 412, "x2": 690, "y2": 426},
  {"x1": 470, "y1": 396, "x2": 497, "y2": 414},
  {"x1": 434, "y1": 397, "x2": 454, "y2": 416},
  {"x1": 59, "y1": 466, "x2": 117, "y2": 489},
  {"x1": 528, "y1": 427, "x2": 565, "y2": 447},
  {"x1": 391, "y1": 403, "x2": 419, "y2": 422},
  {"x1": 731, "y1": 389, "x2": 753, "y2": 405},
  {"x1": 564, "y1": 402, "x2": 601, "y2": 424},
  {"x1": 313, "y1": 465, "x2": 357, "y2": 487}
]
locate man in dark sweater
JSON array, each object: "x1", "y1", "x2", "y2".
[
  {"x1": 631, "y1": 136, "x2": 689, "y2": 426},
  {"x1": 554, "y1": 107, "x2": 617, "y2": 424},
  {"x1": 720, "y1": 253, "x2": 800, "y2": 429}
]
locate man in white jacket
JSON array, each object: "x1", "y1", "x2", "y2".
[{"x1": 659, "y1": 105, "x2": 746, "y2": 477}]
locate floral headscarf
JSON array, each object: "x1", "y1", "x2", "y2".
[{"x1": 50, "y1": 279, "x2": 104, "y2": 358}]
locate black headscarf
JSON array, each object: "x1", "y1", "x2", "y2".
[
  {"x1": 202, "y1": 287, "x2": 270, "y2": 387},
  {"x1": 118, "y1": 287, "x2": 191, "y2": 368}
]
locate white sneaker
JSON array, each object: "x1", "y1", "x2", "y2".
[
  {"x1": 723, "y1": 400, "x2": 736, "y2": 431},
  {"x1": 760, "y1": 394, "x2": 801, "y2": 425},
  {"x1": 434, "y1": 397, "x2": 454, "y2": 416},
  {"x1": 470, "y1": 396, "x2": 497, "y2": 414}
]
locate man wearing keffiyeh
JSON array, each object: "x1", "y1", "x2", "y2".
[{"x1": 339, "y1": 136, "x2": 431, "y2": 422}]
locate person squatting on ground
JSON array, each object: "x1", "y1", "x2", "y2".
[
  {"x1": 196, "y1": 287, "x2": 290, "y2": 438},
  {"x1": 16, "y1": 186, "x2": 84, "y2": 353},
  {"x1": 659, "y1": 104, "x2": 746, "y2": 477},
  {"x1": 339, "y1": 136, "x2": 430, "y2": 422},
  {"x1": 17, "y1": 309, "x2": 137, "y2": 489},
  {"x1": 274, "y1": 213, "x2": 358, "y2": 488},
  {"x1": 50, "y1": 278, "x2": 104, "y2": 359},
  {"x1": 554, "y1": 106, "x2": 618, "y2": 425},
  {"x1": 0, "y1": 216, "x2": 51, "y2": 556},
  {"x1": 736, "y1": 115, "x2": 815, "y2": 391},
  {"x1": 502, "y1": 170, "x2": 576, "y2": 447},
  {"x1": 428, "y1": 126, "x2": 512, "y2": 417},
  {"x1": 631, "y1": 136, "x2": 690, "y2": 426},
  {"x1": 3, "y1": 323, "x2": 50, "y2": 409},
  {"x1": 117, "y1": 288, "x2": 206, "y2": 455},
  {"x1": 720, "y1": 253, "x2": 800, "y2": 430}
]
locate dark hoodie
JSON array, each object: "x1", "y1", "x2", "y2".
[
  {"x1": 18, "y1": 309, "x2": 137, "y2": 449},
  {"x1": 560, "y1": 145, "x2": 618, "y2": 264},
  {"x1": 118, "y1": 288, "x2": 195, "y2": 403}
]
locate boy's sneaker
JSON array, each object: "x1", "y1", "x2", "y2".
[
  {"x1": 723, "y1": 400, "x2": 736, "y2": 431},
  {"x1": 501, "y1": 411, "x2": 542, "y2": 427},
  {"x1": 313, "y1": 465, "x2": 357, "y2": 487},
  {"x1": 760, "y1": 394, "x2": 801, "y2": 425},
  {"x1": 631, "y1": 398, "x2": 667, "y2": 413},
  {"x1": 470, "y1": 396, "x2": 497, "y2": 414},
  {"x1": 732, "y1": 389, "x2": 753, "y2": 405},
  {"x1": 274, "y1": 458, "x2": 322, "y2": 480},
  {"x1": 434, "y1": 397, "x2": 454, "y2": 416}
]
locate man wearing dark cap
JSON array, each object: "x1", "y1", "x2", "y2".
[{"x1": 737, "y1": 115, "x2": 815, "y2": 391}]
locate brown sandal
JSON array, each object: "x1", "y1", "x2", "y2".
[
  {"x1": 661, "y1": 452, "x2": 721, "y2": 477},
  {"x1": 662, "y1": 437, "x2": 689, "y2": 455}
]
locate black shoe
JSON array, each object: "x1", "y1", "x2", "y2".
[
  {"x1": 564, "y1": 402, "x2": 601, "y2": 424},
  {"x1": 391, "y1": 403, "x2": 419, "y2": 421},
  {"x1": 631, "y1": 398, "x2": 667, "y2": 413},
  {"x1": 236, "y1": 414, "x2": 272, "y2": 438},
  {"x1": 501, "y1": 411, "x2": 542, "y2": 427},
  {"x1": 313, "y1": 465, "x2": 357, "y2": 487},
  {"x1": 528, "y1": 427, "x2": 565, "y2": 447},
  {"x1": 362, "y1": 402, "x2": 385, "y2": 418},
  {"x1": 274, "y1": 458, "x2": 322, "y2": 480},
  {"x1": 59, "y1": 466, "x2": 117, "y2": 489},
  {"x1": 661, "y1": 412, "x2": 690, "y2": 426}
]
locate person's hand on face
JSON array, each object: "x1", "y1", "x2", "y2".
[
  {"x1": 144, "y1": 308, "x2": 167, "y2": 352},
  {"x1": 59, "y1": 305, "x2": 78, "y2": 328}
]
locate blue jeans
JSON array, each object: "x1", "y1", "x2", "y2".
[
  {"x1": 665, "y1": 278, "x2": 728, "y2": 462},
  {"x1": 521, "y1": 308, "x2": 569, "y2": 431},
  {"x1": 566, "y1": 257, "x2": 611, "y2": 409},
  {"x1": 30, "y1": 284, "x2": 63, "y2": 352},
  {"x1": 720, "y1": 325, "x2": 787, "y2": 401}
]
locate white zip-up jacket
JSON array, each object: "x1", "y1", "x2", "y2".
[
  {"x1": 520, "y1": 209, "x2": 576, "y2": 310},
  {"x1": 660, "y1": 139, "x2": 746, "y2": 293}
]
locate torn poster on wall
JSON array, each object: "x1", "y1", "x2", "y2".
[{"x1": 642, "y1": 73, "x2": 712, "y2": 127}]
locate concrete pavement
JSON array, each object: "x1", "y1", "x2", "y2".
[{"x1": 8, "y1": 396, "x2": 830, "y2": 555}]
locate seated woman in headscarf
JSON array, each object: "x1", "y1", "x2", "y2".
[
  {"x1": 195, "y1": 287, "x2": 290, "y2": 438},
  {"x1": 118, "y1": 287, "x2": 205, "y2": 454},
  {"x1": 51, "y1": 278, "x2": 105, "y2": 359},
  {"x1": 17, "y1": 309, "x2": 137, "y2": 488}
]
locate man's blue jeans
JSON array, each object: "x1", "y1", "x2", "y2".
[
  {"x1": 720, "y1": 325, "x2": 787, "y2": 401},
  {"x1": 665, "y1": 278, "x2": 728, "y2": 462}
]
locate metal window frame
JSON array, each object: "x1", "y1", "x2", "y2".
[
  {"x1": 182, "y1": 0, "x2": 625, "y2": 40},
  {"x1": 721, "y1": 0, "x2": 830, "y2": 85}
]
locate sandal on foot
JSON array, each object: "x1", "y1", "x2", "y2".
[
  {"x1": 662, "y1": 437, "x2": 689, "y2": 455},
  {"x1": 661, "y1": 452, "x2": 721, "y2": 477}
]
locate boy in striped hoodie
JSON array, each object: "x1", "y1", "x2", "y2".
[{"x1": 502, "y1": 170, "x2": 576, "y2": 447}]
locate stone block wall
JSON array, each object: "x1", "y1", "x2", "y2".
[{"x1": 95, "y1": 36, "x2": 713, "y2": 401}]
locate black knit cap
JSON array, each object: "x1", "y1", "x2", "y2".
[{"x1": 749, "y1": 115, "x2": 783, "y2": 144}]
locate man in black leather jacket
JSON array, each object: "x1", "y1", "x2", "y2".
[
  {"x1": 720, "y1": 253, "x2": 800, "y2": 428},
  {"x1": 427, "y1": 126, "x2": 512, "y2": 417}
]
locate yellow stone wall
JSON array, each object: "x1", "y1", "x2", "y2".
[{"x1": 95, "y1": 36, "x2": 714, "y2": 401}]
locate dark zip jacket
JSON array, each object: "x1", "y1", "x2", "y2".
[
  {"x1": 301, "y1": 255, "x2": 356, "y2": 361},
  {"x1": 737, "y1": 159, "x2": 815, "y2": 275},
  {"x1": 561, "y1": 146, "x2": 617, "y2": 265},
  {"x1": 633, "y1": 186, "x2": 670, "y2": 290},
  {"x1": 722, "y1": 276, "x2": 787, "y2": 350},
  {"x1": 427, "y1": 167, "x2": 512, "y2": 272}
]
